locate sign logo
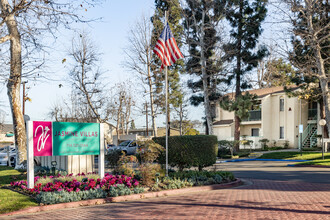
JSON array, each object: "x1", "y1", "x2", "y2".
[{"x1": 33, "y1": 121, "x2": 53, "y2": 156}]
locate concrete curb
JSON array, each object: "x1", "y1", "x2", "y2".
[{"x1": 0, "y1": 179, "x2": 243, "y2": 217}]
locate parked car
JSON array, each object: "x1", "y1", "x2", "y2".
[
  {"x1": 0, "y1": 146, "x2": 16, "y2": 167},
  {"x1": 107, "y1": 140, "x2": 140, "y2": 155},
  {"x1": 106, "y1": 144, "x2": 115, "y2": 150}
]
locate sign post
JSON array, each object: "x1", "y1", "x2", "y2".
[
  {"x1": 299, "y1": 124, "x2": 303, "y2": 156},
  {"x1": 26, "y1": 121, "x2": 34, "y2": 189},
  {"x1": 99, "y1": 123, "x2": 105, "y2": 179},
  {"x1": 27, "y1": 121, "x2": 104, "y2": 189}
]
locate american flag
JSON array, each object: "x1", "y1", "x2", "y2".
[{"x1": 153, "y1": 22, "x2": 183, "y2": 68}]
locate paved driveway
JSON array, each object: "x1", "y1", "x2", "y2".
[
  {"x1": 215, "y1": 160, "x2": 330, "y2": 184},
  {"x1": 2, "y1": 161, "x2": 330, "y2": 219}
]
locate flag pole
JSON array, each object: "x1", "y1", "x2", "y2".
[{"x1": 165, "y1": 10, "x2": 169, "y2": 177}]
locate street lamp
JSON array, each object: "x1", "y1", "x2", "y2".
[
  {"x1": 51, "y1": 161, "x2": 57, "y2": 175},
  {"x1": 319, "y1": 119, "x2": 326, "y2": 160}
]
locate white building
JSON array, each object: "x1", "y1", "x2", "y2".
[{"x1": 213, "y1": 86, "x2": 322, "y2": 149}]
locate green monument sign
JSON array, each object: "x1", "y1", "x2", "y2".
[{"x1": 52, "y1": 122, "x2": 100, "y2": 156}]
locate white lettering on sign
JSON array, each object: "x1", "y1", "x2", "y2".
[{"x1": 34, "y1": 125, "x2": 50, "y2": 152}]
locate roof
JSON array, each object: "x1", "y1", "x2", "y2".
[
  {"x1": 225, "y1": 86, "x2": 298, "y2": 99},
  {"x1": 0, "y1": 124, "x2": 14, "y2": 133},
  {"x1": 213, "y1": 120, "x2": 234, "y2": 126}
]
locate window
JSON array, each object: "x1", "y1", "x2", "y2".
[
  {"x1": 280, "y1": 127, "x2": 284, "y2": 139},
  {"x1": 251, "y1": 128, "x2": 259, "y2": 137},
  {"x1": 280, "y1": 98, "x2": 284, "y2": 111}
]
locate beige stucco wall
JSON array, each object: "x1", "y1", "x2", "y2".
[
  {"x1": 214, "y1": 125, "x2": 233, "y2": 140},
  {"x1": 214, "y1": 91, "x2": 311, "y2": 148},
  {"x1": 215, "y1": 104, "x2": 235, "y2": 121},
  {"x1": 240, "y1": 124, "x2": 262, "y2": 137},
  {"x1": 261, "y1": 93, "x2": 308, "y2": 148}
]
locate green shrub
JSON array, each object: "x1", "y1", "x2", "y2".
[
  {"x1": 115, "y1": 155, "x2": 138, "y2": 176},
  {"x1": 36, "y1": 189, "x2": 106, "y2": 205},
  {"x1": 259, "y1": 139, "x2": 270, "y2": 150},
  {"x1": 302, "y1": 147, "x2": 321, "y2": 151},
  {"x1": 218, "y1": 140, "x2": 234, "y2": 148},
  {"x1": 138, "y1": 164, "x2": 161, "y2": 186},
  {"x1": 105, "y1": 149, "x2": 124, "y2": 168},
  {"x1": 136, "y1": 140, "x2": 164, "y2": 164},
  {"x1": 153, "y1": 135, "x2": 218, "y2": 171},
  {"x1": 169, "y1": 170, "x2": 235, "y2": 185},
  {"x1": 268, "y1": 146, "x2": 283, "y2": 151},
  {"x1": 218, "y1": 147, "x2": 232, "y2": 158}
]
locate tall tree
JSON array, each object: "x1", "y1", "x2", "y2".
[
  {"x1": 0, "y1": 1, "x2": 97, "y2": 167},
  {"x1": 286, "y1": 0, "x2": 329, "y2": 137},
  {"x1": 183, "y1": 0, "x2": 228, "y2": 135},
  {"x1": 222, "y1": 0, "x2": 267, "y2": 150},
  {"x1": 106, "y1": 83, "x2": 134, "y2": 140},
  {"x1": 151, "y1": 0, "x2": 184, "y2": 136},
  {"x1": 67, "y1": 32, "x2": 105, "y2": 123},
  {"x1": 124, "y1": 15, "x2": 158, "y2": 137},
  {"x1": 259, "y1": 58, "x2": 296, "y2": 88}
]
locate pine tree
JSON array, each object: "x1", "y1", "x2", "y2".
[
  {"x1": 151, "y1": 0, "x2": 184, "y2": 136},
  {"x1": 183, "y1": 0, "x2": 228, "y2": 135},
  {"x1": 264, "y1": 58, "x2": 296, "y2": 87},
  {"x1": 222, "y1": 0, "x2": 267, "y2": 151},
  {"x1": 286, "y1": 0, "x2": 329, "y2": 137}
]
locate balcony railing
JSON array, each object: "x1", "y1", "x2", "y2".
[
  {"x1": 242, "y1": 110, "x2": 261, "y2": 121},
  {"x1": 308, "y1": 109, "x2": 317, "y2": 120}
]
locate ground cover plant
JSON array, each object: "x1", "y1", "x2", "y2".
[{"x1": 169, "y1": 170, "x2": 235, "y2": 185}]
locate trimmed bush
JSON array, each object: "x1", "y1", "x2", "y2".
[
  {"x1": 153, "y1": 135, "x2": 218, "y2": 171},
  {"x1": 169, "y1": 170, "x2": 235, "y2": 185},
  {"x1": 218, "y1": 140, "x2": 234, "y2": 148}
]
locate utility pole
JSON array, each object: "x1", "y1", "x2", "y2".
[
  {"x1": 145, "y1": 102, "x2": 149, "y2": 136},
  {"x1": 22, "y1": 81, "x2": 28, "y2": 115}
]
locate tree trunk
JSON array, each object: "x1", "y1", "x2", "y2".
[
  {"x1": 1, "y1": 0, "x2": 27, "y2": 166},
  {"x1": 200, "y1": 11, "x2": 213, "y2": 135},
  {"x1": 147, "y1": 65, "x2": 157, "y2": 137},
  {"x1": 233, "y1": 0, "x2": 243, "y2": 152},
  {"x1": 305, "y1": 0, "x2": 330, "y2": 137}
]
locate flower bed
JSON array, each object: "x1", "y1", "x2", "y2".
[
  {"x1": 10, "y1": 173, "x2": 143, "y2": 205},
  {"x1": 10, "y1": 170, "x2": 237, "y2": 205},
  {"x1": 11, "y1": 173, "x2": 139, "y2": 194}
]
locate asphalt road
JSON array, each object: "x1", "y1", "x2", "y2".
[{"x1": 215, "y1": 160, "x2": 330, "y2": 184}]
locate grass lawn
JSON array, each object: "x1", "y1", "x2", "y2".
[
  {"x1": 258, "y1": 152, "x2": 330, "y2": 166},
  {"x1": 294, "y1": 159, "x2": 330, "y2": 166},
  {"x1": 258, "y1": 152, "x2": 330, "y2": 160},
  {"x1": 0, "y1": 166, "x2": 37, "y2": 214}
]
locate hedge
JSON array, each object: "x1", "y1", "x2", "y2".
[{"x1": 153, "y1": 135, "x2": 218, "y2": 171}]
